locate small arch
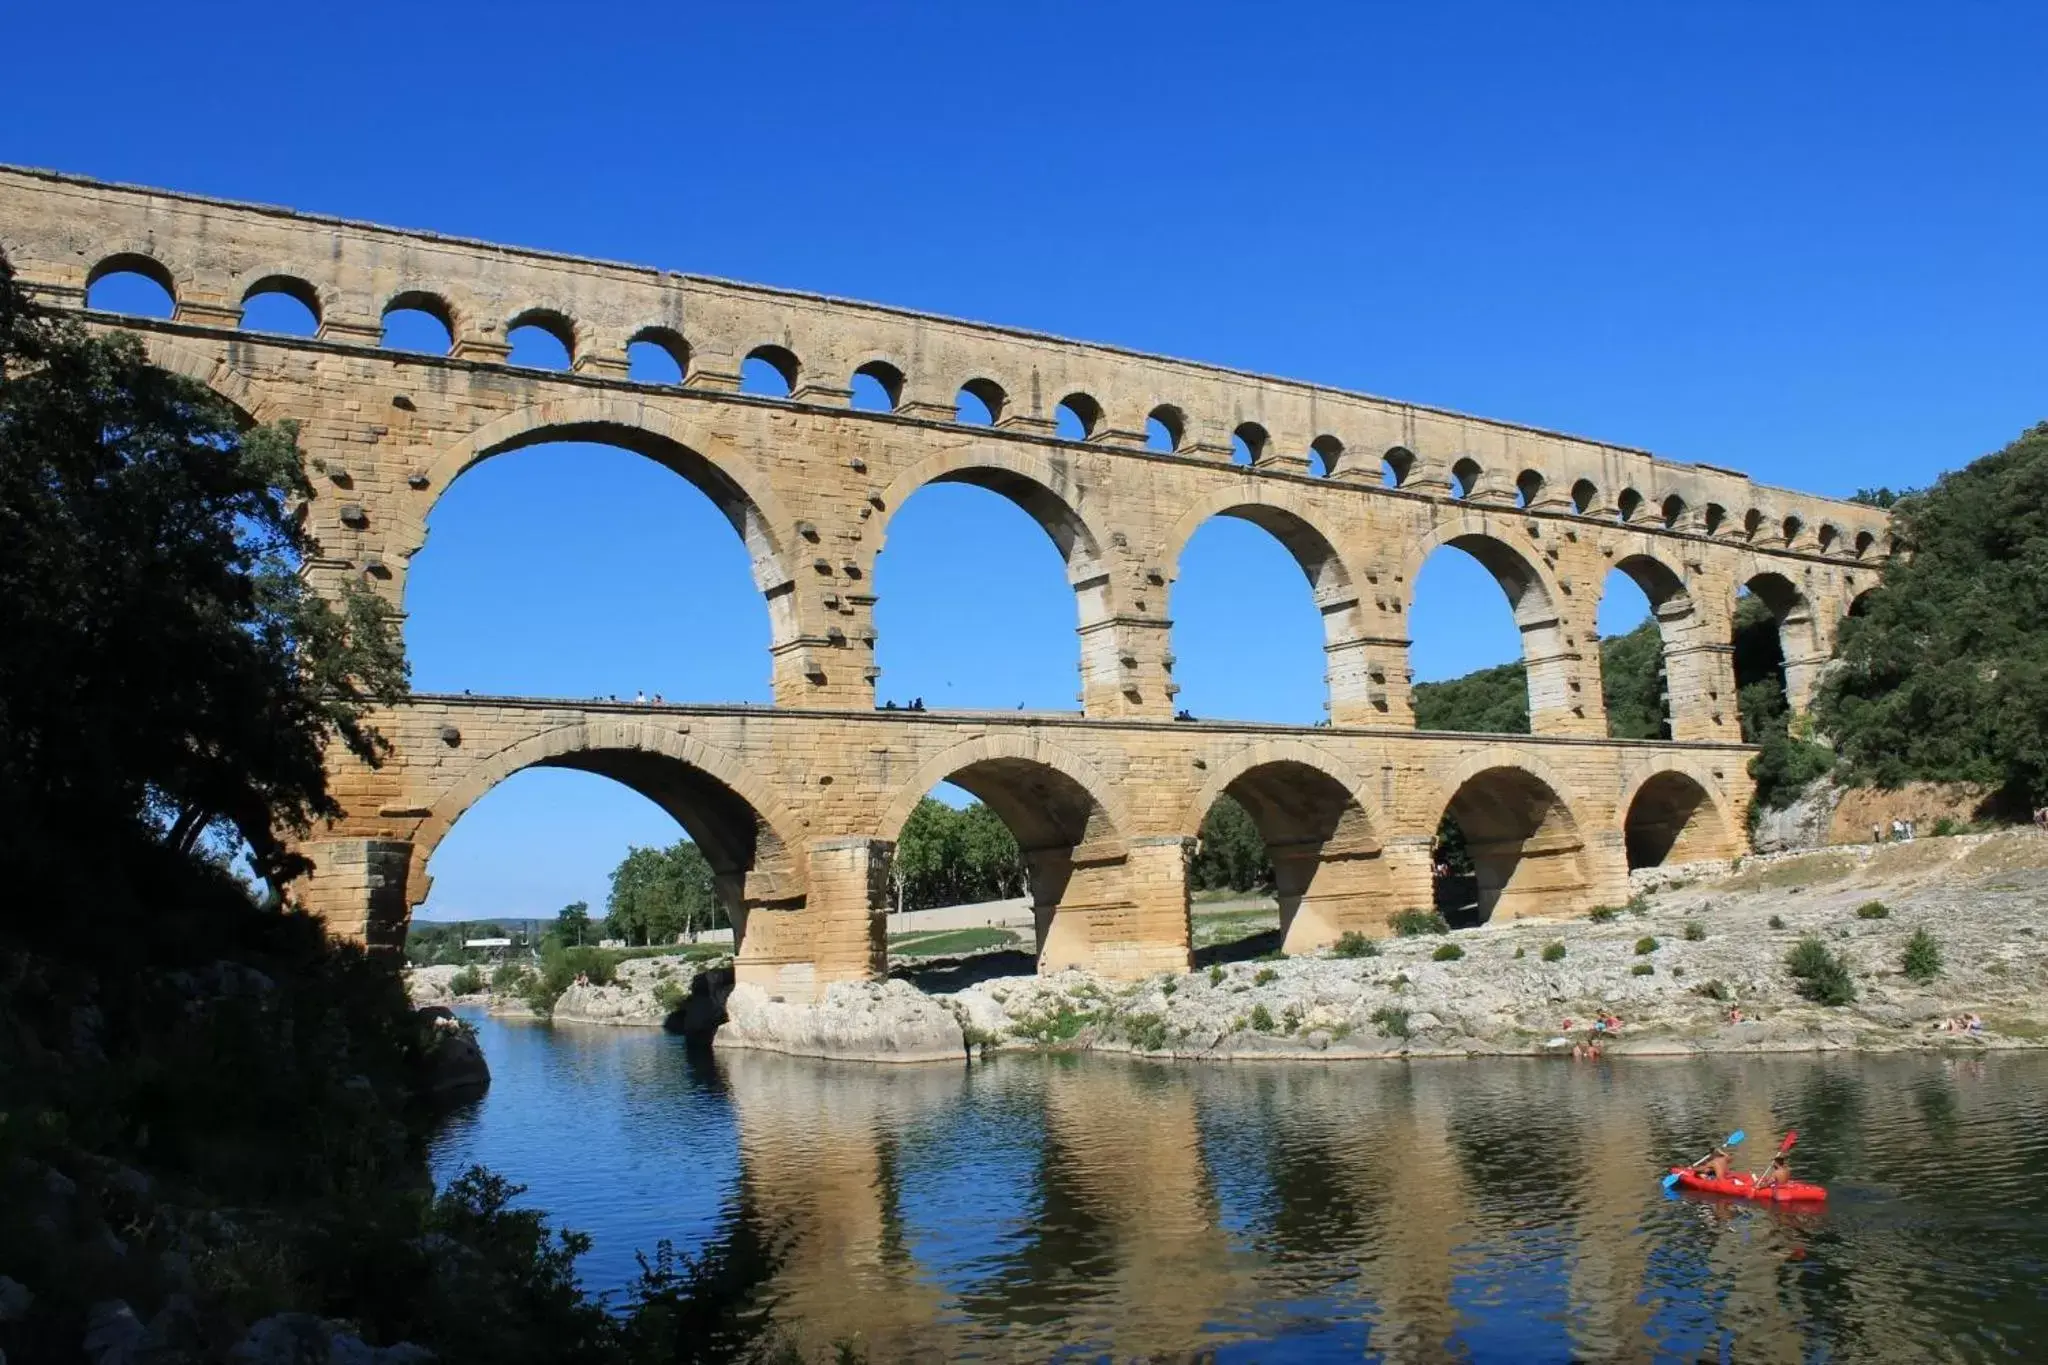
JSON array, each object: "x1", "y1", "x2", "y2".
[
  {"x1": 381, "y1": 291, "x2": 456, "y2": 355},
  {"x1": 1741, "y1": 508, "x2": 1765, "y2": 541},
  {"x1": 740, "y1": 344, "x2": 799, "y2": 397},
  {"x1": 1570, "y1": 478, "x2": 1600, "y2": 515},
  {"x1": 1847, "y1": 587, "x2": 1878, "y2": 618},
  {"x1": 1434, "y1": 763, "x2": 1592, "y2": 924},
  {"x1": 1515, "y1": 469, "x2": 1546, "y2": 508},
  {"x1": 1781, "y1": 514, "x2": 1805, "y2": 547},
  {"x1": 85, "y1": 253, "x2": 177, "y2": 318},
  {"x1": 1146, "y1": 405, "x2": 1186, "y2": 453},
  {"x1": 1309, "y1": 434, "x2": 1344, "y2": 478},
  {"x1": 1383, "y1": 447, "x2": 1416, "y2": 488},
  {"x1": 1231, "y1": 422, "x2": 1269, "y2": 467},
  {"x1": 1853, "y1": 529, "x2": 1876, "y2": 559},
  {"x1": 1702, "y1": 503, "x2": 1728, "y2": 536},
  {"x1": 1055, "y1": 392, "x2": 1103, "y2": 441},
  {"x1": 1616, "y1": 488, "x2": 1644, "y2": 523},
  {"x1": 1623, "y1": 767, "x2": 1738, "y2": 869},
  {"x1": 1450, "y1": 458, "x2": 1483, "y2": 500},
  {"x1": 955, "y1": 377, "x2": 1007, "y2": 425},
  {"x1": 1661, "y1": 494, "x2": 1687, "y2": 529},
  {"x1": 1816, "y1": 523, "x2": 1840, "y2": 555},
  {"x1": 505, "y1": 308, "x2": 575, "y2": 370},
  {"x1": 850, "y1": 360, "x2": 904, "y2": 412},
  {"x1": 238, "y1": 275, "x2": 321, "y2": 335},
  {"x1": 627, "y1": 327, "x2": 689, "y2": 385}
]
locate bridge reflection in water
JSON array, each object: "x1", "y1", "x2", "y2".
[{"x1": 431, "y1": 1019, "x2": 2048, "y2": 1362}]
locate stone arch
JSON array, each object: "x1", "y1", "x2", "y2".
[
  {"x1": 1181, "y1": 740, "x2": 1389, "y2": 952},
  {"x1": 1619, "y1": 758, "x2": 1742, "y2": 869},
  {"x1": 235, "y1": 272, "x2": 326, "y2": 332},
  {"x1": 1406, "y1": 517, "x2": 1580, "y2": 735},
  {"x1": 1736, "y1": 567, "x2": 1822, "y2": 716},
  {"x1": 406, "y1": 719, "x2": 807, "y2": 948},
  {"x1": 133, "y1": 336, "x2": 276, "y2": 424},
  {"x1": 1600, "y1": 550, "x2": 1707, "y2": 741},
  {"x1": 86, "y1": 250, "x2": 186, "y2": 312},
  {"x1": 1426, "y1": 750, "x2": 1596, "y2": 924},
  {"x1": 875, "y1": 732, "x2": 1156, "y2": 974}
]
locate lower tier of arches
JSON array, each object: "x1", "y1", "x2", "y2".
[{"x1": 294, "y1": 698, "x2": 1752, "y2": 998}]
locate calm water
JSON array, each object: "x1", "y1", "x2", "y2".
[{"x1": 431, "y1": 1012, "x2": 2048, "y2": 1362}]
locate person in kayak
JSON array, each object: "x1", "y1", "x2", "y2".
[{"x1": 1753, "y1": 1153, "x2": 1792, "y2": 1191}]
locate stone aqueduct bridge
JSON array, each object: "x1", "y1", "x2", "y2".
[{"x1": 1, "y1": 167, "x2": 1892, "y2": 997}]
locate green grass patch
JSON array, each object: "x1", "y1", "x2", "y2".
[
  {"x1": 1541, "y1": 941, "x2": 1566, "y2": 963},
  {"x1": 1587, "y1": 904, "x2": 1622, "y2": 923},
  {"x1": 1253, "y1": 966, "x2": 1279, "y2": 986},
  {"x1": 1122, "y1": 1012, "x2": 1170, "y2": 1051},
  {"x1": 1634, "y1": 936, "x2": 1659, "y2": 955},
  {"x1": 1331, "y1": 931, "x2": 1379, "y2": 959},
  {"x1": 888, "y1": 926, "x2": 1021, "y2": 957},
  {"x1": 1248, "y1": 1004, "x2": 1276, "y2": 1033},
  {"x1": 1432, "y1": 942, "x2": 1464, "y2": 962},
  {"x1": 1855, "y1": 900, "x2": 1891, "y2": 920},
  {"x1": 1370, "y1": 1006, "x2": 1411, "y2": 1039},
  {"x1": 1390, "y1": 908, "x2": 1449, "y2": 937},
  {"x1": 1013, "y1": 1002, "x2": 1097, "y2": 1045},
  {"x1": 1769, "y1": 914, "x2": 1786, "y2": 930},
  {"x1": 1631, "y1": 962, "x2": 1655, "y2": 977},
  {"x1": 1683, "y1": 921, "x2": 1706, "y2": 942},
  {"x1": 448, "y1": 966, "x2": 483, "y2": 996}
]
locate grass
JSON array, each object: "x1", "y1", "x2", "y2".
[
  {"x1": 1587, "y1": 904, "x2": 1622, "y2": 923},
  {"x1": 1253, "y1": 966, "x2": 1279, "y2": 986},
  {"x1": 1192, "y1": 906, "x2": 1280, "y2": 949},
  {"x1": 1370, "y1": 1006, "x2": 1411, "y2": 1039},
  {"x1": 1331, "y1": 931, "x2": 1379, "y2": 959},
  {"x1": 1683, "y1": 921, "x2": 1706, "y2": 942},
  {"x1": 652, "y1": 978, "x2": 687, "y2": 1014},
  {"x1": 1634, "y1": 936, "x2": 1659, "y2": 955},
  {"x1": 1855, "y1": 901, "x2": 1891, "y2": 920},
  {"x1": 1901, "y1": 927, "x2": 1943, "y2": 983},
  {"x1": 1786, "y1": 936, "x2": 1858, "y2": 1006},
  {"x1": 1390, "y1": 909, "x2": 1449, "y2": 937},
  {"x1": 1432, "y1": 942, "x2": 1464, "y2": 961},
  {"x1": 888, "y1": 926, "x2": 1022, "y2": 957},
  {"x1": 1122, "y1": 1012, "x2": 1170, "y2": 1051},
  {"x1": 1631, "y1": 962, "x2": 1654, "y2": 977},
  {"x1": 1208, "y1": 965, "x2": 1226, "y2": 986},
  {"x1": 1248, "y1": 1004, "x2": 1276, "y2": 1033},
  {"x1": 1013, "y1": 1002, "x2": 1098, "y2": 1045},
  {"x1": 1693, "y1": 978, "x2": 1732, "y2": 1002},
  {"x1": 1513, "y1": 946, "x2": 1525, "y2": 959},
  {"x1": 1541, "y1": 941, "x2": 1566, "y2": 963}
]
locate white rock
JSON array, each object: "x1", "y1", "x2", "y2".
[{"x1": 717, "y1": 980, "x2": 965, "y2": 1063}]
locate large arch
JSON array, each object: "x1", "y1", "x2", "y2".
[
  {"x1": 1406, "y1": 519, "x2": 1580, "y2": 735},
  {"x1": 1429, "y1": 754, "x2": 1594, "y2": 924},
  {"x1": 1160, "y1": 490, "x2": 1366, "y2": 722},
  {"x1": 1599, "y1": 550, "x2": 1713, "y2": 742},
  {"x1": 133, "y1": 335, "x2": 276, "y2": 424},
  {"x1": 407, "y1": 720, "x2": 807, "y2": 952},
  {"x1": 1619, "y1": 761, "x2": 1742, "y2": 869},
  {"x1": 1735, "y1": 568, "x2": 1822, "y2": 717},
  {"x1": 1180, "y1": 740, "x2": 1389, "y2": 951}
]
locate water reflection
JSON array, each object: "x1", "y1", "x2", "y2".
[{"x1": 433, "y1": 1018, "x2": 2048, "y2": 1362}]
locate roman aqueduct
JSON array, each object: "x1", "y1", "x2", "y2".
[{"x1": 0, "y1": 167, "x2": 1892, "y2": 997}]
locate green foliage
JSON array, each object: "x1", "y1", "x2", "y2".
[
  {"x1": 1253, "y1": 966, "x2": 1279, "y2": 986},
  {"x1": 1786, "y1": 936, "x2": 1859, "y2": 1005},
  {"x1": 1634, "y1": 936, "x2": 1659, "y2": 955},
  {"x1": 606, "y1": 841, "x2": 723, "y2": 944},
  {"x1": 1331, "y1": 931, "x2": 1379, "y2": 959},
  {"x1": 1902, "y1": 927, "x2": 1944, "y2": 983},
  {"x1": 1932, "y1": 816, "x2": 1963, "y2": 837},
  {"x1": 1588, "y1": 904, "x2": 1621, "y2": 923},
  {"x1": 1513, "y1": 946, "x2": 1525, "y2": 959},
  {"x1": 1818, "y1": 423, "x2": 2048, "y2": 809},
  {"x1": 1207, "y1": 965, "x2": 1226, "y2": 986},
  {"x1": 449, "y1": 965, "x2": 484, "y2": 996},
  {"x1": 652, "y1": 978, "x2": 688, "y2": 1014},
  {"x1": 1694, "y1": 978, "x2": 1732, "y2": 1002},
  {"x1": 1122, "y1": 1012, "x2": 1170, "y2": 1051},
  {"x1": 1432, "y1": 942, "x2": 1464, "y2": 961},
  {"x1": 1390, "y1": 908, "x2": 1449, "y2": 937},
  {"x1": 1850, "y1": 487, "x2": 1910, "y2": 508},
  {"x1": 893, "y1": 797, "x2": 1025, "y2": 911},
  {"x1": 1160, "y1": 978, "x2": 1178, "y2": 997},
  {"x1": 555, "y1": 901, "x2": 593, "y2": 946},
  {"x1": 1631, "y1": 962, "x2": 1655, "y2": 976},
  {"x1": 1190, "y1": 793, "x2": 1273, "y2": 892},
  {"x1": 1856, "y1": 900, "x2": 1891, "y2": 920},
  {"x1": 1413, "y1": 658, "x2": 1530, "y2": 734},
  {"x1": 1598, "y1": 619, "x2": 1670, "y2": 740},
  {"x1": 1247, "y1": 1003, "x2": 1276, "y2": 1033},
  {"x1": 490, "y1": 960, "x2": 532, "y2": 993},
  {"x1": 1370, "y1": 1006, "x2": 1411, "y2": 1038},
  {"x1": 889, "y1": 926, "x2": 1019, "y2": 957},
  {"x1": 1769, "y1": 914, "x2": 1787, "y2": 930},
  {"x1": 1541, "y1": 941, "x2": 1567, "y2": 962},
  {"x1": 1684, "y1": 921, "x2": 1707, "y2": 941},
  {"x1": 1013, "y1": 1002, "x2": 1095, "y2": 1045}
]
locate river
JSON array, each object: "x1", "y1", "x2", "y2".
[{"x1": 431, "y1": 1011, "x2": 2048, "y2": 1361}]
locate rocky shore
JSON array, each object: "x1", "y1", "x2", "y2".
[{"x1": 409, "y1": 830, "x2": 2048, "y2": 1066}]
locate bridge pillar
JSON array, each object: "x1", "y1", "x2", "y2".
[
  {"x1": 1274, "y1": 841, "x2": 1400, "y2": 952},
  {"x1": 1036, "y1": 836, "x2": 1193, "y2": 979},
  {"x1": 292, "y1": 837, "x2": 417, "y2": 953},
  {"x1": 1327, "y1": 634, "x2": 1415, "y2": 726},
  {"x1": 736, "y1": 836, "x2": 890, "y2": 1000}
]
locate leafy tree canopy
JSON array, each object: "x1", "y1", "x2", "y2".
[
  {"x1": 1190, "y1": 794, "x2": 1271, "y2": 892},
  {"x1": 892, "y1": 797, "x2": 1024, "y2": 912},
  {"x1": 605, "y1": 841, "x2": 722, "y2": 944}
]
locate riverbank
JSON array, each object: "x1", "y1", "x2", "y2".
[{"x1": 409, "y1": 829, "x2": 2048, "y2": 1064}]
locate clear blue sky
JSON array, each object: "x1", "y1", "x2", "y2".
[{"x1": 13, "y1": 2, "x2": 2044, "y2": 921}]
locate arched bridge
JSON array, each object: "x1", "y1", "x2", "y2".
[{"x1": 0, "y1": 166, "x2": 1892, "y2": 996}]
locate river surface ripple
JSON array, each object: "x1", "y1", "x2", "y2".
[{"x1": 431, "y1": 1011, "x2": 2048, "y2": 1362}]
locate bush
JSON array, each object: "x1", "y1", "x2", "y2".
[
  {"x1": 1331, "y1": 931, "x2": 1379, "y2": 959},
  {"x1": 489, "y1": 960, "x2": 531, "y2": 993},
  {"x1": 1901, "y1": 927, "x2": 1943, "y2": 983},
  {"x1": 1370, "y1": 1006, "x2": 1411, "y2": 1039},
  {"x1": 1432, "y1": 942, "x2": 1464, "y2": 962},
  {"x1": 1683, "y1": 921, "x2": 1706, "y2": 941},
  {"x1": 1160, "y1": 978, "x2": 1178, "y2": 997},
  {"x1": 1634, "y1": 936, "x2": 1659, "y2": 955},
  {"x1": 449, "y1": 965, "x2": 484, "y2": 996},
  {"x1": 1248, "y1": 1003, "x2": 1276, "y2": 1033},
  {"x1": 652, "y1": 978, "x2": 687, "y2": 1014},
  {"x1": 1208, "y1": 965, "x2": 1226, "y2": 986},
  {"x1": 1390, "y1": 908, "x2": 1449, "y2": 937},
  {"x1": 1693, "y1": 978, "x2": 1732, "y2": 1002},
  {"x1": 1513, "y1": 946, "x2": 1526, "y2": 959},
  {"x1": 1253, "y1": 966, "x2": 1279, "y2": 986},
  {"x1": 1769, "y1": 914, "x2": 1786, "y2": 930},
  {"x1": 1587, "y1": 904, "x2": 1621, "y2": 923},
  {"x1": 1931, "y1": 816, "x2": 1962, "y2": 837},
  {"x1": 1541, "y1": 941, "x2": 1567, "y2": 963},
  {"x1": 1124, "y1": 1012, "x2": 1170, "y2": 1051},
  {"x1": 1856, "y1": 900, "x2": 1891, "y2": 920},
  {"x1": 1631, "y1": 962, "x2": 1655, "y2": 976},
  {"x1": 1786, "y1": 936, "x2": 1858, "y2": 1005}
]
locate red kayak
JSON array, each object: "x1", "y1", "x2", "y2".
[{"x1": 1668, "y1": 1167, "x2": 1827, "y2": 1202}]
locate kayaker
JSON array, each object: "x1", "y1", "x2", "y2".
[
  {"x1": 1703, "y1": 1145, "x2": 1734, "y2": 1180},
  {"x1": 1753, "y1": 1154, "x2": 1792, "y2": 1191}
]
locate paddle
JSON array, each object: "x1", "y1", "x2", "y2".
[{"x1": 1664, "y1": 1129, "x2": 1745, "y2": 1189}]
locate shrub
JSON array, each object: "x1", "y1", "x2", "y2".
[
  {"x1": 1208, "y1": 965, "x2": 1226, "y2": 986},
  {"x1": 1627, "y1": 894, "x2": 1651, "y2": 918},
  {"x1": 1693, "y1": 978, "x2": 1732, "y2": 1002},
  {"x1": 1786, "y1": 936, "x2": 1858, "y2": 1006},
  {"x1": 1683, "y1": 921, "x2": 1706, "y2": 942},
  {"x1": 1015, "y1": 1002, "x2": 1096, "y2": 1045},
  {"x1": 1390, "y1": 908, "x2": 1449, "y2": 937},
  {"x1": 1332, "y1": 931, "x2": 1379, "y2": 959},
  {"x1": 1769, "y1": 914, "x2": 1786, "y2": 930},
  {"x1": 1248, "y1": 1003, "x2": 1276, "y2": 1033},
  {"x1": 1588, "y1": 904, "x2": 1621, "y2": 923},
  {"x1": 1432, "y1": 942, "x2": 1464, "y2": 962},
  {"x1": 1901, "y1": 928, "x2": 1943, "y2": 983},
  {"x1": 1254, "y1": 966, "x2": 1279, "y2": 986},
  {"x1": 1513, "y1": 946, "x2": 1526, "y2": 959},
  {"x1": 489, "y1": 960, "x2": 530, "y2": 993},
  {"x1": 1856, "y1": 900, "x2": 1891, "y2": 920},
  {"x1": 1931, "y1": 816, "x2": 1961, "y2": 837},
  {"x1": 1280, "y1": 1004, "x2": 1304, "y2": 1035},
  {"x1": 449, "y1": 966, "x2": 484, "y2": 996},
  {"x1": 652, "y1": 978, "x2": 687, "y2": 1014},
  {"x1": 1160, "y1": 979, "x2": 1178, "y2": 997},
  {"x1": 1541, "y1": 941, "x2": 1567, "y2": 963},
  {"x1": 1124, "y1": 1012, "x2": 1170, "y2": 1051},
  {"x1": 1634, "y1": 936, "x2": 1659, "y2": 955},
  {"x1": 1370, "y1": 1006, "x2": 1411, "y2": 1039},
  {"x1": 1631, "y1": 962, "x2": 1655, "y2": 977}
]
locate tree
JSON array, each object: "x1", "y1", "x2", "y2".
[
  {"x1": 0, "y1": 249, "x2": 408, "y2": 893},
  {"x1": 1598, "y1": 619, "x2": 1668, "y2": 741},
  {"x1": 554, "y1": 901, "x2": 593, "y2": 947},
  {"x1": 890, "y1": 797, "x2": 1025, "y2": 912},
  {"x1": 604, "y1": 841, "x2": 722, "y2": 943},
  {"x1": 1818, "y1": 422, "x2": 2048, "y2": 810},
  {"x1": 1190, "y1": 794, "x2": 1272, "y2": 892}
]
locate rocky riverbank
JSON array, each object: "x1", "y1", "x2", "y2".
[{"x1": 409, "y1": 830, "x2": 2048, "y2": 1065}]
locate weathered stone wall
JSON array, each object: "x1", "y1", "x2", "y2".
[{"x1": 0, "y1": 166, "x2": 1887, "y2": 993}]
